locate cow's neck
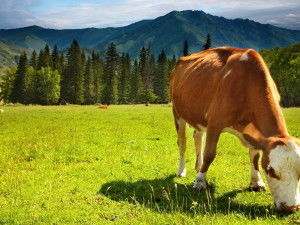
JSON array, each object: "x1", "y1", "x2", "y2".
[
  {"x1": 249, "y1": 69, "x2": 288, "y2": 138},
  {"x1": 252, "y1": 96, "x2": 288, "y2": 138}
]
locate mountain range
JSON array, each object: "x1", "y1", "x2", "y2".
[
  {"x1": 0, "y1": 10, "x2": 300, "y2": 58},
  {"x1": 0, "y1": 40, "x2": 31, "y2": 73}
]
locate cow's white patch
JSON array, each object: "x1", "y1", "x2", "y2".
[
  {"x1": 251, "y1": 168, "x2": 265, "y2": 188},
  {"x1": 193, "y1": 172, "x2": 207, "y2": 190},
  {"x1": 223, "y1": 69, "x2": 232, "y2": 79},
  {"x1": 240, "y1": 52, "x2": 249, "y2": 61},
  {"x1": 177, "y1": 163, "x2": 186, "y2": 177},
  {"x1": 204, "y1": 113, "x2": 208, "y2": 120},
  {"x1": 266, "y1": 142, "x2": 300, "y2": 209},
  {"x1": 249, "y1": 149, "x2": 265, "y2": 188},
  {"x1": 288, "y1": 140, "x2": 299, "y2": 151}
]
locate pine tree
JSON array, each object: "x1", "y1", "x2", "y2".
[
  {"x1": 102, "y1": 42, "x2": 119, "y2": 105},
  {"x1": 139, "y1": 46, "x2": 148, "y2": 88},
  {"x1": 37, "y1": 45, "x2": 51, "y2": 69},
  {"x1": 148, "y1": 54, "x2": 155, "y2": 89},
  {"x1": 167, "y1": 55, "x2": 177, "y2": 76},
  {"x1": 59, "y1": 52, "x2": 65, "y2": 73},
  {"x1": 147, "y1": 49, "x2": 156, "y2": 105},
  {"x1": 11, "y1": 52, "x2": 27, "y2": 103},
  {"x1": 202, "y1": 34, "x2": 211, "y2": 50},
  {"x1": 37, "y1": 49, "x2": 44, "y2": 70},
  {"x1": 138, "y1": 46, "x2": 156, "y2": 105},
  {"x1": 61, "y1": 40, "x2": 84, "y2": 104},
  {"x1": 43, "y1": 45, "x2": 51, "y2": 67},
  {"x1": 30, "y1": 50, "x2": 37, "y2": 70},
  {"x1": 84, "y1": 57, "x2": 94, "y2": 104},
  {"x1": 81, "y1": 52, "x2": 86, "y2": 70},
  {"x1": 92, "y1": 52, "x2": 103, "y2": 103},
  {"x1": 154, "y1": 49, "x2": 168, "y2": 103},
  {"x1": 118, "y1": 53, "x2": 131, "y2": 104},
  {"x1": 183, "y1": 40, "x2": 189, "y2": 56},
  {"x1": 129, "y1": 59, "x2": 141, "y2": 103},
  {"x1": 51, "y1": 45, "x2": 59, "y2": 70}
]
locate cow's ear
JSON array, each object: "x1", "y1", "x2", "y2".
[
  {"x1": 243, "y1": 134, "x2": 264, "y2": 149},
  {"x1": 273, "y1": 140, "x2": 286, "y2": 146}
]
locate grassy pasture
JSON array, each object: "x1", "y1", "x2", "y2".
[{"x1": 0, "y1": 105, "x2": 299, "y2": 224}]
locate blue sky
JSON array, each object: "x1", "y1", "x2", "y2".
[{"x1": 1, "y1": 0, "x2": 300, "y2": 30}]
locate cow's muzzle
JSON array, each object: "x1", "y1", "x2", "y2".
[{"x1": 279, "y1": 203, "x2": 300, "y2": 212}]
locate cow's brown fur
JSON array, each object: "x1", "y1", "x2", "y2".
[
  {"x1": 99, "y1": 105, "x2": 108, "y2": 109},
  {"x1": 170, "y1": 47, "x2": 293, "y2": 174},
  {"x1": 253, "y1": 153, "x2": 260, "y2": 171}
]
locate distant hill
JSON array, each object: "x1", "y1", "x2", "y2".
[
  {"x1": 0, "y1": 40, "x2": 103, "y2": 76},
  {"x1": 1, "y1": 10, "x2": 300, "y2": 57},
  {"x1": 0, "y1": 40, "x2": 31, "y2": 74}
]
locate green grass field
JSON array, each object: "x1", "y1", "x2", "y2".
[{"x1": 0, "y1": 105, "x2": 299, "y2": 224}]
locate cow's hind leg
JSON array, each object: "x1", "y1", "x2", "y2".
[
  {"x1": 194, "y1": 129, "x2": 206, "y2": 172},
  {"x1": 194, "y1": 126, "x2": 221, "y2": 190},
  {"x1": 175, "y1": 118, "x2": 187, "y2": 177},
  {"x1": 249, "y1": 148, "x2": 266, "y2": 191}
]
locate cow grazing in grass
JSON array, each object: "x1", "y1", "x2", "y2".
[
  {"x1": 170, "y1": 47, "x2": 300, "y2": 211},
  {"x1": 99, "y1": 105, "x2": 108, "y2": 109}
]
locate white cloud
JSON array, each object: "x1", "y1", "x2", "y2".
[
  {"x1": 213, "y1": 5, "x2": 300, "y2": 30},
  {"x1": 34, "y1": 0, "x2": 202, "y2": 28},
  {"x1": 286, "y1": 13, "x2": 300, "y2": 18},
  {"x1": 0, "y1": 0, "x2": 51, "y2": 28}
]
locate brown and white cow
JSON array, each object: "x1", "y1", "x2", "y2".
[{"x1": 170, "y1": 47, "x2": 300, "y2": 211}]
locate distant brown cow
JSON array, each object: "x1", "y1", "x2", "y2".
[
  {"x1": 170, "y1": 47, "x2": 300, "y2": 211},
  {"x1": 99, "y1": 105, "x2": 108, "y2": 109}
]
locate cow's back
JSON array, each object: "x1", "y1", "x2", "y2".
[{"x1": 170, "y1": 47, "x2": 280, "y2": 131}]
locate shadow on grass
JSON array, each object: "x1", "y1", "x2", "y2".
[{"x1": 98, "y1": 175, "x2": 291, "y2": 219}]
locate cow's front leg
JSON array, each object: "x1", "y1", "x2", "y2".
[
  {"x1": 249, "y1": 148, "x2": 265, "y2": 191},
  {"x1": 193, "y1": 127, "x2": 221, "y2": 190}
]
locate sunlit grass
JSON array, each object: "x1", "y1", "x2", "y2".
[{"x1": 0, "y1": 105, "x2": 299, "y2": 224}]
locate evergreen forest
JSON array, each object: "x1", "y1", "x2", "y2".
[
  {"x1": 0, "y1": 40, "x2": 177, "y2": 105},
  {"x1": 0, "y1": 40, "x2": 299, "y2": 107}
]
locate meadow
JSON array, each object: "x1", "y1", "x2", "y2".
[{"x1": 0, "y1": 105, "x2": 299, "y2": 225}]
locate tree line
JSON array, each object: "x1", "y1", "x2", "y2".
[
  {"x1": 0, "y1": 34, "x2": 214, "y2": 105},
  {"x1": 0, "y1": 40, "x2": 179, "y2": 105},
  {"x1": 4, "y1": 35, "x2": 298, "y2": 107}
]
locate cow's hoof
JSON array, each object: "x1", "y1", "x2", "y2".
[
  {"x1": 248, "y1": 185, "x2": 266, "y2": 192},
  {"x1": 193, "y1": 180, "x2": 207, "y2": 191},
  {"x1": 177, "y1": 168, "x2": 186, "y2": 177}
]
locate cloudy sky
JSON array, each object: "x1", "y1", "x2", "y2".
[{"x1": 1, "y1": 0, "x2": 300, "y2": 30}]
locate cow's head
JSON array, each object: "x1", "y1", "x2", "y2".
[{"x1": 262, "y1": 138, "x2": 300, "y2": 212}]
